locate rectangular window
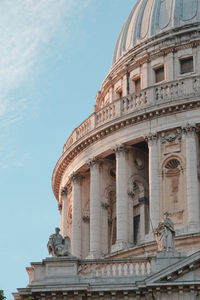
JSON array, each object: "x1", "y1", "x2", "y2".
[
  {"x1": 134, "y1": 78, "x2": 141, "y2": 92},
  {"x1": 155, "y1": 66, "x2": 164, "y2": 83},
  {"x1": 180, "y1": 57, "x2": 194, "y2": 74}
]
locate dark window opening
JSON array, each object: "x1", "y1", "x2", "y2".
[
  {"x1": 134, "y1": 215, "x2": 140, "y2": 244},
  {"x1": 180, "y1": 57, "x2": 194, "y2": 74},
  {"x1": 155, "y1": 66, "x2": 164, "y2": 83}
]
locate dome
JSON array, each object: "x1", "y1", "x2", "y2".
[{"x1": 112, "y1": 0, "x2": 200, "y2": 65}]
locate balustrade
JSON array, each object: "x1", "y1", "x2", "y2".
[
  {"x1": 78, "y1": 259, "x2": 151, "y2": 278},
  {"x1": 96, "y1": 103, "x2": 116, "y2": 126},
  {"x1": 62, "y1": 76, "x2": 200, "y2": 153},
  {"x1": 121, "y1": 91, "x2": 148, "y2": 115}
]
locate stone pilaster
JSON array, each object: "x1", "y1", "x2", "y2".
[
  {"x1": 139, "y1": 197, "x2": 146, "y2": 242},
  {"x1": 87, "y1": 158, "x2": 102, "y2": 258},
  {"x1": 146, "y1": 134, "x2": 160, "y2": 233},
  {"x1": 183, "y1": 124, "x2": 200, "y2": 231},
  {"x1": 112, "y1": 145, "x2": 129, "y2": 251},
  {"x1": 60, "y1": 187, "x2": 69, "y2": 238},
  {"x1": 70, "y1": 172, "x2": 83, "y2": 258}
]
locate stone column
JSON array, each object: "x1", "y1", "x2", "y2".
[
  {"x1": 139, "y1": 197, "x2": 146, "y2": 242},
  {"x1": 183, "y1": 124, "x2": 200, "y2": 231},
  {"x1": 60, "y1": 187, "x2": 69, "y2": 237},
  {"x1": 71, "y1": 172, "x2": 83, "y2": 258},
  {"x1": 88, "y1": 158, "x2": 101, "y2": 258},
  {"x1": 112, "y1": 145, "x2": 129, "y2": 251},
  {"x1": 147, "y1": 134, "x2": 160, "y2": 233}
]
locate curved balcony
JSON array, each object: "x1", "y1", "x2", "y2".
[{"x1": 63, "y1": 75, "x2": 200, "y2": 153}]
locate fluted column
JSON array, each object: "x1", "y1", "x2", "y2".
[
  {"x1": 71, "y1": 172, "x2": 83, "y2": 258},
  {"x1": 183, "y1": 124, "x2": 200, "y2": 231},
  {"x1": 60, "y1": 187, "x2": 69, "y2": 238},
  {"x1": 113, "y1": 145, "x2": 129, "y2": 250},
  {"x1": 88, "y1": 158, "x2": 101, "y2": 258},
  {"x1": 147, "y1": 134, "x2": 160, "y2": 232}
]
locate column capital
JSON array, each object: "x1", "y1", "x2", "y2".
[
  {"x1": 58, "y1": 202, "x2": 62, "y2": 211},
  {"x1": 145, "y1": 133, "x2": 158, "y2": 145},
  {"x1": 182, "y1": 123, "x2": 197, "y2": 136},
  {"x1": 60, "y1": 185, "x2": 72, "y2": 197},
  {"x1": 69, "y1": 172, "x2": 84, "y2": 184},
  {"x1": 60, "y1": 186, "x2": 68, "y2": 196},
  {"x1": 112, "y1": 144, "x2": 129, "y2": 153},
  {"x1": 86, "y1": 157, "x2": 101, "y2": 168}
]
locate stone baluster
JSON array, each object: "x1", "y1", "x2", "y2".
[
  {"x1": 112, "y1": 145, "x2": 129, "y2": 251},
  {"x1": 183, "y1": 124, "x2": 200, "y2": 231},
  {"x1": 146, "y1": 134, "x2": 160, "y2": 233},
  {"x1": 71, "y1": 172, "x2": 83, "y2": 258},
  {"x1": 87, "y1": 158, "x2": 102, "y2": 258}
]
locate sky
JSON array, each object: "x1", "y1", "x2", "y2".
[{"x1": 0, "y1": 1, "x2": 136, "y2": 299}]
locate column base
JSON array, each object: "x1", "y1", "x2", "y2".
[
  {"x1": 111, "y1": 241, "x2": 129, "y2": 253},
  {"x1": 86, "y1": 251, "x2": 101, "y2": 259}
]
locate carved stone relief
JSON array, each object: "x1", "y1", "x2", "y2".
[{"x1": 159, "y1": 128, "x2": 182, "y2": 144}]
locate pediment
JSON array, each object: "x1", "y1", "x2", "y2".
[{"x1": 145, "y1": 251, "x2": 200, "y2": 284}]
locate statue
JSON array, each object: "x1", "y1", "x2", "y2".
[
  {"x1": 155, "y1": 212, "x2": 175, "y2": 251},
  {"x1": 47, "y1": 227, "x2": 71, "y2": 257}
]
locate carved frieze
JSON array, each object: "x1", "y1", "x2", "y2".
[{"x1": 159, "y1": 128, "x2": 182, "y2": 144}]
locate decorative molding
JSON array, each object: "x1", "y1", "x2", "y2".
[
  {"x1": 127, "y1": 190, "x2": 135, "y2": 198},
  {"x1": 159, "y1": 128, "x2": 182, "y2": 144},
  {"x1": 101, "y1": 202, "x2": 109, "y2": 210},
  {"x1": 82, "y1": 214, "x2": 90, "y2": 223}
]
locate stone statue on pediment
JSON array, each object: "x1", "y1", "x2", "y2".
[
  {"x1": 47, "y1": 227, "x2": 71, "y2": 257},
  {"x1": 155, "y1": 212, "x2": 175, "y2": 251}
]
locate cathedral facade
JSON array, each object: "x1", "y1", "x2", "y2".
[{"x1": 14, "y1": 0, "x2": 200, "y2": 299}]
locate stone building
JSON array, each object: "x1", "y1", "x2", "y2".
[{"x1": 14, "y1": 0, "x2": 200, "y2": 299}]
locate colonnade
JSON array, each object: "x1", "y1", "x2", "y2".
[{"x1": 60, "y1": 126, "x2": 200, "y2": 258}]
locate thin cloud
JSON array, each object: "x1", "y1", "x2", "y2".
[{"x1": 0, "y1": 0, "x2": 90, "y2": 168}]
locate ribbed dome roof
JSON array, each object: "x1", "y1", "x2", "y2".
[{"x1": 112, "y1": 0, "x2": 200, "y2": 65}]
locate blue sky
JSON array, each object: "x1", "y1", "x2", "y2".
[{"x1": 0, "y1": 1, "x2": 136, "y2": 299}]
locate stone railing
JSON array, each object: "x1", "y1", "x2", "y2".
[
  {"x1": 27, "y1": 257, "x2": 152, "y2": 287},
  {"x1": 78, "y1": 258, "x2": 151, "y2": 278},
  {"x1": 63, "y1": 75, "x2": 200, "y2": 153}
]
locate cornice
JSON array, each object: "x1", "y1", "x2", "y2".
[{"x1": 52, "y1": 97, "x2": 200, "y2": 201}]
